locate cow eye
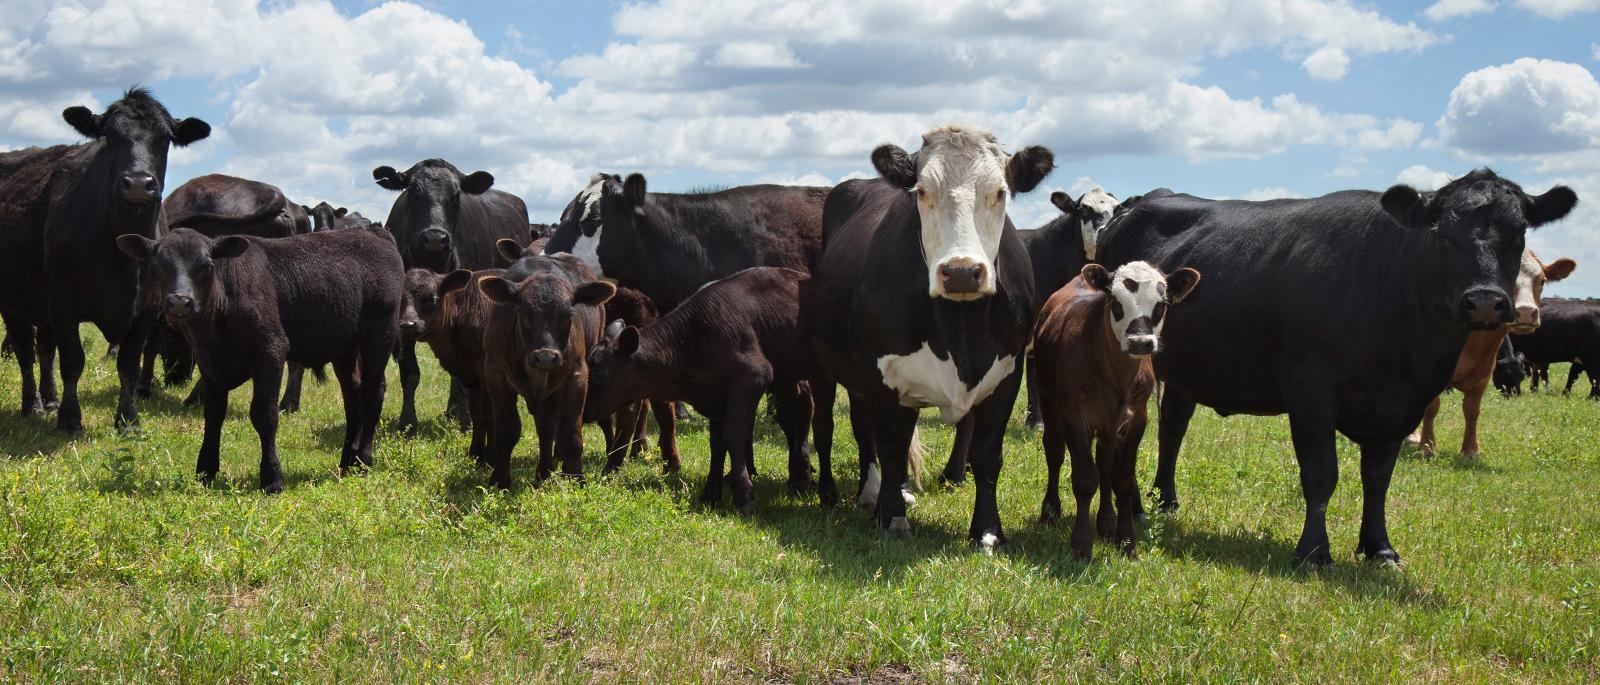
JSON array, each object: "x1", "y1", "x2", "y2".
[
  {"x1": 994, "y1": 190, "x2": 1005, "y2": 205},
  {"x1": 915, "y1": 188, "x2": 928, "y2": 201},
  {"x1": 1152, "y1": 302, "x2": 1168, "y2": 324},
  {"x1": 1109, "y1": 299, "x2": 1125, "y2": 320}
]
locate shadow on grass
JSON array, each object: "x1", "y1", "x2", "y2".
[
  {"x1": 1398, "y1": 446, "x2": 1505, "y2": 473},
  {"x1": 0, "y1": 411, "x2": 76, "y2": 458}
]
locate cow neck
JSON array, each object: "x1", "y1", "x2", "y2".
[
  {"x1": 1092, "y1": 306, "x2": 1145, "y2": 389},
  {"x1": 630, "y1": 317, "x2": 691, "y2": 399},
  {"x1": 1395, "y1": 225, "x2": 1474, "y2": 383},
  {"x1": 926, "y1": 294, "x2": 1010, "y2": 387}
]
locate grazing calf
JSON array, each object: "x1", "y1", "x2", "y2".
[
  {"x1": 1033, "y1": 262, "x2": 1199, "y2": 560},
  {"x1": 583, "y1": 267, "x2": 828, "y2": 511},
  {"x1": 398, "y1": 268, "x2": 499, "y2": 465},
  {"x1": 1409, "y1": 250, "x2": 1574, "y2": 456},
  {"x1": 477, "y1": 255, "x2": 614, "y2": 488},
  {"x1": 116, "y1": 227, "x2": 402, "y2": 492},
  {"x1": 1492, "y1": 337, "x2": 1527, "y2": 397}
]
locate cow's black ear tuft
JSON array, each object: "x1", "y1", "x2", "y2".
[
  {"x1": 171, "y1": 117, "x2": 211, "y2": 146},
  {"x1": 115, "y1": 234, "x2": 156, "y2": 261},
  {"x1": 62, "y1": 106, "x2": 102, "y2": 139},
  {"x1": 573, "y1": 280, "x2": 617, "y2": 307},
  {"x1": 1527, "y1": 185, "x2": 1577, "y2": 227},
  {"x1": 871, "y1": 144, "x2": 918, "y2": 189},
  {"x1": 496, "y1": 238, "x2": 527, "y2": 265},
  {"x1": 1006, "y1": 145, "x2": 1054, "y2": 195},
  {"x1": 462, "y1": 170, "x2": 495, "y2": 195},
  {"x1": 1380, "y1": 185, "x2": 1441, "y2": 229},
  {"x1": 438, "y1": 269, "x2": 473, "y2": 295},
  {"x1": 1081, "y1": 264, "x2": 1112, "y2": 292},
  {"x1": 478, "y1": 276, "x2": 519, "y2": 304},
  {"x1": 1049, "y1": 191, "x2": 1076, "y2": 215},
  {"x1": 623, "y1": 173, "x2": 648, "y2": 208},
  {"x1": 373, "y1": 166, "x2": 408, "y2": 191},
  {"x1": 1166, "y1": 268, "x2": 1202, "y2": 305},
  {"x1": 211, "y1": 236, "x2": 250, "y2": 260},
  {"x1": 617, "y1": 326, "x2": 640, "y2": 357}
]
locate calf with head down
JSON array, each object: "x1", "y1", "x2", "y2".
[
  {"x1": 117, "y1": 227, "x2": 402, "y2": 492},
  {"x1": 1032, "y1": 262, "x2": 1199, "y2": 560}
]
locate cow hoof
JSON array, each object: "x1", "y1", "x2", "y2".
[
  {"x1": 818, "y1": 481, "x2": 838, "y2": 507},
  {"x1": 697, "y1": 488, "x2": 720, "y2": 506},
  {"x1": 1292, "y1": 550, "x2": 1335, "y2": 570},
  {"x1": 1461, "y1": 449, "x2": 1480, "y2": 459},
  {"x1": 974, "y1": 532, "x2": 1002, "y2": 555},
  {"x1": 56, "y1": 420, "x2": 83, "y2": 435},
  {"x1": 279, "y1": 401, "x2": 299, "y2": 414},
  {"x1": 395, "y1": 418, "x2": 419, "y2": 437},
  {"x1": 736, "y1": 499, "x2": 756, "y2": 516},
  {"x1": 1071, "y1": 547, "x2": 1092, "y2": 562},
  {"x1": 662, "y1": 461, "x2": 681, "y2": 474},
  {"x1": 886, "y1": 516, "x2": 911, "y2": 539},
  {"x1": 262, "y1": 482, "x2": 284, "y2": 495},
  {"x1": 1358, "y1": 544, "x2": 1402, "y2": 567},
  {"x1": 939, "y1": 474, "x2": 967, "y2": 489},
  {"x1": 1157, "y1": 500, "x2": 1180, "y2": 514},
  {"x1": 857, "y1": 494, "x2": 877, "y2": 511},
  {"x1": 787, "y1": 475, "x2": 813, "y2": 494},
  {"x1": 136, "y1": 386, "x2": 154, "y2": 400}
]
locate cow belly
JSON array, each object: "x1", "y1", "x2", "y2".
[{"x1": 875, "y1": 343, "x2": 1014, "y2": 422}]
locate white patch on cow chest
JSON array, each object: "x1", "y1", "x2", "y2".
[
  {"x1": 876, "y1": 343, "x2": 1015, "y2": 423},
  {"x1": 570, "y1": 230, "x2": 603, "y2": 276}
]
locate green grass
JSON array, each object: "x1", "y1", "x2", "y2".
[{"x1": 1, "y1": 327, "x2": 1597, "y2": 683}]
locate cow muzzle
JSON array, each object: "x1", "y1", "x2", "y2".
[
  {"x1": 935, "y1": 258, "x2": 989, "y2": 300},
  {"x1": 1511, "y1": 305, "x2": 1540, "y2": 334},
  {"x1": 164, "y1": 293, "x2": 197, "y2": 318},
  {"x1": 120, "y1": 172, "x2": 160, "y2": 204},
  {"x1": 526, "y1": 348, "x2": 564, "y2": 371},
  {"x1": 398, "y1": 318, "x2": 423, "y2": 339},
  {"x1": 1459, "y1": 288, "x2": 1512, "y2": 330},
  {"x1": 419, "y1": 229, "x2": 451, "y2": 255}
]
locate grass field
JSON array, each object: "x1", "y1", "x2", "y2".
[{"x1": 0, "y1": 328, "x2": 1596, "y2": 683}]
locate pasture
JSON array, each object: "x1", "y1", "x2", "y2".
[{"x1": 1, "y1": 329, "x2": 1596, "y2": 683}]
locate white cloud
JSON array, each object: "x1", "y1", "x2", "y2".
[
  {"x1": 1592, "y1": 42, "x2": 1599, "y2": 61},
  {"x1": 709, "y1": 42, "x2": 808, "y2": 69},
  {"x1": 1438, "y1": 58, "x2": 1600, "y2": 160},
  {"x1": 1396, "y1": 164, "x2": 1454, "y2": 190},
  {"x1": 1425, "y1": 0, "x2": 1496, "y2": 21},
  {"x1": 1513, "y1": 0, "x2": 1600, "y2": 18},
  {"x1": 1303, "y1": 47, "x2": 1350, "y2": 80}
]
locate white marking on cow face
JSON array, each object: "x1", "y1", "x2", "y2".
[
  {"x1": 914, "y1": 127, "x2": 1012, "y2": 301},
  {"x1": 1509, "y1": 249, "x2": 1574, "y2": 333},
  {"x1": 876, "y1": 343, "x2": 1015, "y2": 422},
  {"x1": 547, "y1": 173, "x2": 610, "y2": 274},
  {"x1": 1106, "y1": 261, "x2": 1171, "y2": 357},
  {"x1": 1077, "y1": 186, "x2": 1118, "y2": 261}
]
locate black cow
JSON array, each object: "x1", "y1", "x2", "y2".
[
  {"x1": 0, "y1": 87, "x2": 210, "y2": 431},
  {"x1": 117, "y1": 227, "x2": 402, "y2": 492},
  {"x1": 543, "y1": 173, "x2": 828, "y2": 312},
  {"x1": 1511, "y1": 298, "x2": 1600, "y2": 399},
  {"x1": 1492, "y1": 336, "x2": 1527, "y2": 397},
  {"x1": 1097, "y1": 169, "x2": 1578, "y2": 566},
  {"x1": 305, "y1": 201, "x2": 375, "y2": 232},
  {"x1": 373, "y1": 159, "x2": 529, "y2": 434},
  {"x1": 806, "y1": 125, "x2": 1052, "y2": 546},
  {"x1": 163, "y1": 174, "x2": 310, "y2": 238}
]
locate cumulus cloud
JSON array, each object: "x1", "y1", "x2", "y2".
[
  {"x1": 1425, "y1": 0, "x2": 1496, "y2": 21},
  {"x1": 1438, "y1": 58, "x2": 1600, "y2": 161},
  {"x1": 1512, "y1": 0, "x2": 1600, "y2": 18},
  {"x1": 1395, "y1": 164, "x2": 1455, "y2": 190},
  {"x1": 1303, "y1": 47, "x2": 1350, "y2": 80}
]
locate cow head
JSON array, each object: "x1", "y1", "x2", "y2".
[
  {"x1": 873, "y1": 125, "x2": 1054, "y2": 300},
  {"x1": 63, "y1": 87, "x2": 210, "y2": 208},
  {"x1": 115, "y1": 227, "x2": 246, "y2": 321},
  {"x1": 398, "y1": 268, "x2": 473, "y2": 341},
  {"x1": 1381, "y1": 169, "x2": 1577, "y2": 330},
  {"x1": 1509, "y1": 250, "x2": 1577, "y2": 333},
  {"x1": 1081, "y1": 261, "x2": 1200, "y2": 357},
  {"x1": 373, "y1": 159, "x2": 495, "y2": 270},
  {"x1": 583, "y1": 320, "x2": 646, "y2": 422},
  {"x1": 305, "y1": 202, "x2": 350, "y2": 232},
  {"x1": 479, "y1": 260, "x2": 614, "y2": 390},
  {"x1": 543, "y1": 173, "x2": 620, "y2": 274},
  {"x1": 1051, "y1": 186, "x2": 1119, "y2": 261}
]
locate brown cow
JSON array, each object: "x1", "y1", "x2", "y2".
[
  {"x1": 1032, "y1": 261, "x2": 1200, "y2": 560},
  {"x1": 398, "y1": 268, "x2": 500, "y2": 465},
  {"x1": 1408, "y1": 250, "x2": 1576, "y2": 456}
]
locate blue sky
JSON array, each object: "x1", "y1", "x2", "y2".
[{"x1": 4, "y1": 0, "x2": 1599, "y2": 293}]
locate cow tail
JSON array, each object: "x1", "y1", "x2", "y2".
[{"x1": 905, "y1": 425, "x2": 926, "y2": 495}]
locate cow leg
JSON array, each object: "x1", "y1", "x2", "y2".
[
  {"x1": 725, "y1": 385, "x2": 762, "y2": 514},
  {"x1": 773, "y1": 383, "x2": 814, "y2": 493},
  {"x1": 468, "y1": 388, "x2": 489, "y2": 467},
  {"x1": 628, "y1": 402, "x2": 649, "y2": 460},
  {"x1": 1460, "y1": 384, "x2": 1485, "y2": 457},
  {"x1": 181, "y1": 378, "x2": 203, "y2": 408},
  {"x1": 597, "y1": 410, "x2": 624, "y2": 474},
  {"x1": 699, "y1": 413, "x2": 727, "y2": 506},
  {"x1": 113, "y1": 313, "x2": 154, "y2": 431},
  {"x1": 249, "y1": 364, "x2": 286, "y2": 494},
  {"x1": 353, "y1": 346, "x2": 388, "y2": 469},
  {"x1": 1065, "y1": 424, "x2": 1099, "y2": 560},
  {"x1": 196, "y1": 377, "x2": 228, "y2": 484},
  {"x1": 447, "y1": 377, "x2": 471, "y2": 433},
  {"x1": 331, "y1": 355, "x2": 361, "y2": 473},
  {"x1": 1022, "y1": 357, "x2": 1043, "y2": 431},
  {"x1": 47, "y1": 313, "x2": 86, "y2": 433},
  {"x1": 1039, "y1": 405, "x2": 1067, "y2": 524},
  {"x1": 137, "y1": 324, "x2": 160, "y2": 399},
  {"x1": 162, "y1": 332, "x2": 193, "y2": 387},
  {"x1": 1287, "y1": 400, "x2": 1339, "y2": 568},
  {"x1": 395, "y1": 340, "x2": 420, "y2": 435},
  {"x1": 279, "y1": 363, "x2": 305, "y2": 414},
  {"x1": 556, "y1": 386, "x2": 586, "y2": 482},
  {"x1": 652, "y1": 400, "x2": 681, "y2": 472},
  {"x1": 2, "y1": 315, "x2": 43, "y2": 417},
  {"x1": 1150, "y1": 387, "x2": 1198, "y2": 514},
  {"x1": 1095, "y1": 436, "x2": 1119, "y2": 540},
  {"x1": 966, "y1": 365, "x2": 1022, "y2": 551},
  {"x1": 939, "y1": 413, "x2": 974, "y2": 487},
  {"x1": 1564, "y1": 363, "x2": 1580, "y2": 396},
  {"x1": 1114, "y1": 415, "x2": 1148, "y2": 558},
  {"x1": 1355, "y1": 439, "x2": 1402, "y2": 565},
  {"x1": 869, "y1": 403, "x2": 917, "y2": 536},
  {"x1": 1408, "y1": 395, "x2": 1441, "y2": 456},
  {"x1": 810, "y1": 380, "x2": 838, "y2": 507},
  {"x1": 35, "y1": 326, "x2": 57, "y2": 410},
  {"x1": 533, "y1": 400, "x2": 558, "y2": 483},
  {"x1": 485, "y1": 383, "x2": 521, "y2": 489},
  {"x1": 848, "y1": 392, "x2": 880, "y2": 508}
]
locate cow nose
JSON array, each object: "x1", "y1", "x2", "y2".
[
  {"x1": 1125, "y1": 335, "x2": 1157, "y2": 356},
  {"x1": 1460, "y1": 288, "x2": 1511, "y2": 328},
  {"x1": 120, "y1": 172, "x2": 159, "y2": 203},
  {"x1": 398, "y1": 319, "x2": 421, "y2": 337},
  {"x1": 164, "y1": 293, "x2": 196, "y2": 317},
  {"x1": 939, "y1": 263, "x2": 985, "y2": 295},
  {"x1": 419, "y1": 229, "x2": 450, "y2": 254},
  {"x1": 528, "y1": 348, "x2": 563, "y2": 370},
  {"x1": 1513, "y1": 305, "x2": 1540, "y2": 332}
]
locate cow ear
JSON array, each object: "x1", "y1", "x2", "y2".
[
  {"x1": 171, "y1": 117, "x2": 211, "y2": 147},
  {"x1": 461, "y1": 171, "x2": 495, "y2": 195},
  {"x1": 1080, "y1": 264, "x2": 1112, "y2": 291},
  {"x1": 623, "y1": 173, "x2": 648, "y2": 208},
  {"x1": 1117, "y1": 195, "x2": 1142, "y2": 213},
  {"x1": 300, "y1": 204, "x2": 312, "y2": 214},
  {"x1": 438, "y1": 269, "x2": 474, "y2": 295},
  {"x1": 478, "y1": 276, "x2": 518, "y2": 304},
  {"x1": 1165, "y1": 268, "x2": 1202, "y2": 305},
  {"x1": 336, "y1": 207, "x2": 348, "y2": 218},
  {"x1": 373, "y1": 166, "x2": 408, "y2": 191},
  {"x1": 496, "y1": 238, "x2": 528, "y2": 265},
  {"x1": 574, "y1": 280, "x2": 617, "y2": 307},
  {"x1": 115, "y1": 234, "x2": 157, "y2": 261},
  {"x1": 210, "y1": 236, "x2": 250, "y2": 260},
  {"x1": 1049, "y1": 191, "x2": 1076, "y2": 215},
  {"x1": 62, "y1": 106, "x2": 102, "y2": 138},
  {"x1": 1380, "y1": 185, "x2": 1442, "y2": 229},
  {"x1": 871, "y1": 144, "x2": 918, "y2": 189},
  {"x1": 617, "y1": 326, "x2": 640, "y2": 358},
  {"x1": 1526, "y1": 185, "x2": 1577, "y2": 227},
  {"x1": 1006, "y1": 145, "x2": 1055, "y2": 195},
  {"x1": 1544, "y1": 258, "x2": 1577, "y2": 282}
]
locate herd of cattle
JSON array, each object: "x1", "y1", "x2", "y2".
[{"x1": 3, "y1": 87, "x2": 1598, "y2": 567}]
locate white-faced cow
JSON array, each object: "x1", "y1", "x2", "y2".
[
  {"x1": 0, "y1": 87, "x2": 210, "y2": 431},
  {"x1": 1098, "y1": 169, "x2": 1579, "y2": 567},
  {"x1": 806, "y1": 125, "x2": 1053, "y2": 547},
  {"x1": 373, "y1": 159, "x2": 529, "y2": 435}
]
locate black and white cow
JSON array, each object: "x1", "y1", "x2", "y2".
[{"x1": 806, "y1": 125, "x2": 1052, "y2": 548}]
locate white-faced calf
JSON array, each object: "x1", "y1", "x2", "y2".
[{"x1": 1031, "y1": 261, "x2": 1199, "y2": 560}]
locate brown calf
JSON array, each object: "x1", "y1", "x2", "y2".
[
  {"x1": 1032, "y1": 262, "x2": 1199, "y2": 560},
  {"x1": 398, "y1": 267, "x2": 499, "y2": 464}
]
